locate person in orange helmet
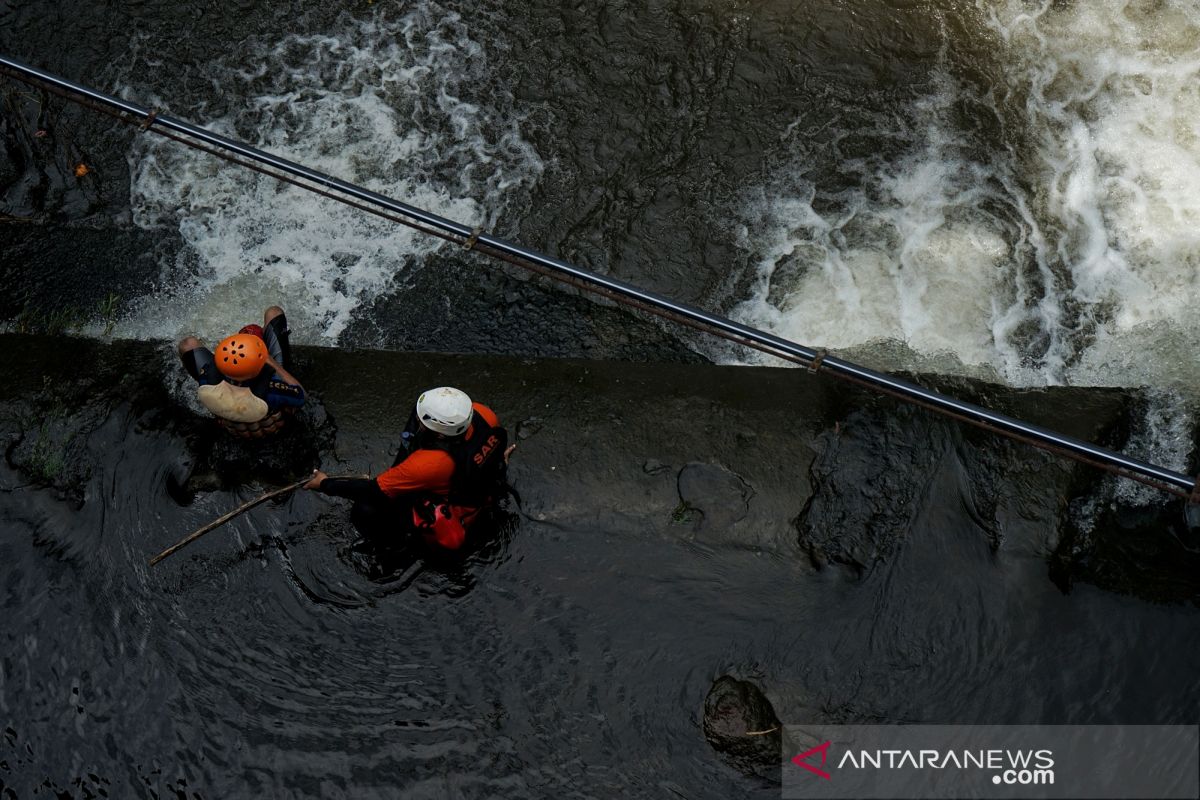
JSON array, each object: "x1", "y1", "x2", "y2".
[
  {"x1": 177, "y1": 305, "x2": 305, "y2": 437},
  {"x1": 304, "y1": 386, "x2": 515, "y2": 550}
]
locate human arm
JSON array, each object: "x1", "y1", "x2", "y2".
[
  {"x1": 303, "y1": 470, "x2": 390, "y2": 503},
  {"x1": 264, "y1": 356, "x2": 305, "y2": 408},
  {"x1": 376, "y1": 450, "x2": 455, "y2": 497},
  {"x1": 265, "y1": 355, "x2": 303, "y2": 392}
]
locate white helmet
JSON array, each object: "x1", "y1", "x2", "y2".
[{"x1": 416, "y1": 386, "x2": 473, "y2": 436}]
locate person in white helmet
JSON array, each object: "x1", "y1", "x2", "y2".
[{"x1": 305, "y1": 387, "x2": 514, "y2": 550}]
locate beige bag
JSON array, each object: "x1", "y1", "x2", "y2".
[{"x1": 197, "y1": 382, "x2": 270, "y2": 423}]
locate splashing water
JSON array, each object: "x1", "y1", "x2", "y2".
[
  {"x1": 731, "y1": 70, "x2": 1038, "y2": 382},
  {"x1": 113, "y1": 6, "x2": 542, "y2": 344},
  {"x1": 733, "y1": 0, "x2": 1200, "y2": 392},
  {"x1": 1114, "y1": 388, "x2": 1196, "y2": 507}
]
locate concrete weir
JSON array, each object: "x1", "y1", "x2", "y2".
[{"x1": 3, "y1": 332, "x2": 1197, "y2": 603}]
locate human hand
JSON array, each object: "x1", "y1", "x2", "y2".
[
  {"x1": 303, "y1": 469, "x2": 327, "y2": 490},
  {"x1": 504, "y1": 444, "x2": 517, "y2": 464},
  {"x1": 266, "y1": 357, "x2": 303, "y2": 392}
]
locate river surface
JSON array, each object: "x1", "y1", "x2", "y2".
[
  {"x1": 1, "y1": 1, "x2": 1200, "y2": 797},
  {"x1": 0, "y1": 337, "x2": 1197, "y2": 798}
]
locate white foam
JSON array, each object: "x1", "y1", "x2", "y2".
[
  {"x1": 733, "y1": 0, "x2": 1200, "y2": 392},
  {"x1": 986, "y1": 0, "x2": 1200, "y2": 391},
  {"x1": 732, "y1": 75, "x2": 1033, "y2": 381},
  {"x1": 113, "y1": 7, "x2": 542, "y2": 344}
]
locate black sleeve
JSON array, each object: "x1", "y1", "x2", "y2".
[
  {"x1": 317, "y1": 477, "x2": 390, "y2": 504},
  {"x1": 392, "y1": 407, "x2": 423, "y2": 466}
]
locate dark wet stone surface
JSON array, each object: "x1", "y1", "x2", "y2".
[
  {"x1": 1053, "y1": 501, "x2": 1200, "y2": 603},
  {"x1": 676, "y1": 461, "x2": 754, "y2": 535},
  {"x1": 0, "y1": 224, "x2": 169, "y2": 328},
  {"x1": 703, "y1": 675, "x2": 782, "y2": 774},
  {"x1": 788, "y1": 379, "x2": 1195, "y2": 601},
  {"x1": 337, "y1": 250, "x2": 704, "y2": 362},
  {"x1": 794, "y1": 405, "x2": 1005, "y2": 576}
]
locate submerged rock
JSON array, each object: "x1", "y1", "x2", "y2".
[
  {"x1": 1047, "y1": 392, "x2": 1200, "y2": 604},
  {"x1": 3, "y1": 403, "x2": 101, "y2": 507},
  {"x1": 794, "y1": 404, "x2": 1001, "y2": 576},
  {"x1": 675, "y1": 462, "x2": 754, "y2": 535}
]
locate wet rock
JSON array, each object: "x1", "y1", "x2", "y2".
[
  {"x1": 338, "y1": 251, "x2": 705, "y2": 363},
  {"x1": 642, "y1": 458, "x2": 671, "y2": 476},
  {"x1": 1052, "y1": 401, "x2": 1200, "y2": 605},
  {"x1": 165, "y1": 458, "x2": 198, "y2": 506},
  {"x1": 703, "y1": 675, "x2": 782, "y2": 773},
  {"x1": 0, "y1": 147, "x2": 19, "y2": 191},
  {"x1": 765, "y1": 247, "x2": 819, "y2": 310},
  {"x1": 516, "y1": 416, "x2": 543, "y2": 440},
  {"x1": 794, "y1": 405, "x2": 1001, "y2": 576},
  {"x1": 1052, "y1": 500, "x2": 1200, "y2": 603},
  {"x1": 3, "y1": 400, "x2": 106, "y2": 507},
  {"x1": 1044, "y1": 392, "x2": 1200, "y2": 603},
  {"x1": 0, "y1": 111, "x2": 30, "y2": 199},
  {"x1": 675, "y1": 462, "x2": 753, "y2": 533}
]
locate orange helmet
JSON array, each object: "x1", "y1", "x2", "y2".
[{"x1": 215, "y1": 333, "x2": 267, "y2": 381}]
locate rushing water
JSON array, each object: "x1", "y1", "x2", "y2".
[
  {"x1": 733, "y1": 0, "x2": 1200, "y2": 390},
  {"x1": 2, "y1": 1, "x2": 1200, "y2": 797},
  {"x1": 117, "y1": 7, "x2": 543, "y2": 341},
  {"x1": 6, "y1": 0, "x2": 1200, "y2": 393}
]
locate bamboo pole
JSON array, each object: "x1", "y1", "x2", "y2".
[{"x1": 149, "y1": 476, "x2": 314, "y2": 566}]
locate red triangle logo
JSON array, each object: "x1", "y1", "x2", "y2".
[{"x1": 792, "y1": 740, "x2": 832, "y2": 780}]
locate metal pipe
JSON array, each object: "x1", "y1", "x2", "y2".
[{"x1": 1, "y1": 54, "x2": 1193, "y2": 493}]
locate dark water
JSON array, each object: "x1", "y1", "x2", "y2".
[
  {"x1": 1, "y1": 337, "x2": 1198, "y2": 798},
  {"x1": 2, "y1": 1, "x2": 1200, "y2": 797}
]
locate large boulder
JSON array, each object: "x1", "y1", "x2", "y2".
[{"x1": 703, "y1": 675, "x2": 782, "y2": 774}]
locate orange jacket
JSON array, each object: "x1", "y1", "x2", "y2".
[{"x1": 375, "y1": 403, "x2": 501, "y2": 498}]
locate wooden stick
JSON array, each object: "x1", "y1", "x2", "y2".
[{"x1": 150, "y1": 476, "x2": 312, "y2": 566}]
